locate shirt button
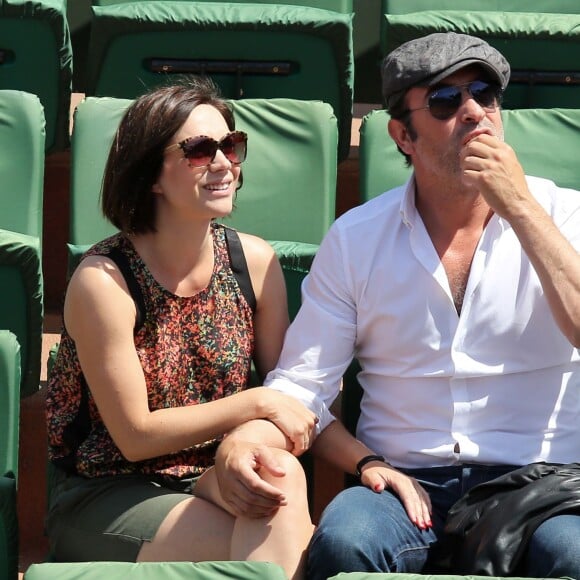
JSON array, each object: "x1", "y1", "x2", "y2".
[{"x1": 453, "y1": 442, "x2": 461, "y2": 454}]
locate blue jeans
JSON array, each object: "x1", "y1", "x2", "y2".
[{"x1": 307, "y1": 464, "x2": 580, "y2": 579}]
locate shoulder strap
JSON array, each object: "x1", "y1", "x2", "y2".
[
  {"x1": 224, "y1": 227, "x2": 257, "y2": 314},
  {"x1": 106, "y1": 246, "x2": 147, "y2": 333}
]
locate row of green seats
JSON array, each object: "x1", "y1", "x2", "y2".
[
  {"x1": 22, "y1": 562, "x2": 554, "y2": 579},
  {"x1": 6, "y1": 86, "x2": 580, "y2": 396},
  {"x1": 1, "y1": 0, "x2": 354, "y2": 159},
  {"x1": 5, "y1": 0, "x2": 580, "y2": 157}
]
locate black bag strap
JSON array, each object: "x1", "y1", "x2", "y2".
[
  {"x1": 106, "y1": 246, "x2": 147, "y2": 333},
  {"x1": 103, "y1": 229, "x2": 256, "y2": 329},
  {"x1": 224, "y1": 226, "x2": 257, "y2": 314}
]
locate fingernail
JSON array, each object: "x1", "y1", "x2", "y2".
[{"x1": 373, "y1": 484, "x2": 382, "y2": 492}]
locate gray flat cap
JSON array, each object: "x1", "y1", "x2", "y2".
[{"x1": 382, "y1": 32, "x2": 510, "y2": 107}]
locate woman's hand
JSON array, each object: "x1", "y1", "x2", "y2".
[
  {"x1": 252, "y1": 387, "x2": 318, "y2": 455},
  {"x1": 213, "y1": 438, "x2": 288, "y2": 518},
  {"x1": 360, "y1": 462, "x2": 433, "y2": 530}
]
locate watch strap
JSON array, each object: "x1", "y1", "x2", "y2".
[{"x1": 355, "y1": 454, "x2": 389, "y2": 477}]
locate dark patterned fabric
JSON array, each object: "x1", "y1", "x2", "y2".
[{"x1": 47, "y1": 223, "x2": 255, "y2": 478}]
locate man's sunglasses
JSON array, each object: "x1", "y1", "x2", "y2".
[
  {"x1": 165, "y1": 130, "x2": 247, "y2": 167},
  {"x1": 404, "y1": 80, "x2": 503, "y2": 121}
]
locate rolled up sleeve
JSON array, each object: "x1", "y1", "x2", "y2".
[{"x1": 264, "y1": 222, "x2": 357, "y2": 434}]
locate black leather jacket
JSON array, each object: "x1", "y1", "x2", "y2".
[{"x1": 439, "y1": 462, "x2": 580, "y2": 576}]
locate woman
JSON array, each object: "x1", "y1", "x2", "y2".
[{"x1": 46, "y1": 78, "x2": 316, "y2": 579}]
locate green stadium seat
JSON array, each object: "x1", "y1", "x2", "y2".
[
  {"x1": 24, "y1": 561, "x2": 287, "y2": 580},
  {"x1": 380, "y1": 0, "x2": 580, "y2": 60},
  {"x1": 0, "y1": 90, "x2": 45, "y2": 400},
  {"x1": 328, "y1": 574, "x2": 548, "y2": 580},
  {"x1": 383, "y1": 0, "x2": 580, "y2": 16},
  {"x1": 0, "y1": 90, "x2": 45, "y2": 239},
  {"x1": 68, "y1": 96, "x2": 336, "y2": 270},
  {"x1": 0, "y1": 230, "x2": 44, "y2": 399},
  {"x1": 381, "y1": 10, "x2": 580, "y2": 110},
  {"x1": 0, "y1": 330, "x2": 20, "y2": 580},
  {"x1": 358, "y1": 108, "x2": 411, "y2": 203},
  {"x1": 0, "y1": 0, "x2": 72, "y2": 153},
  {"x1": 84, "y1": 1, "x2": 353, "y2": 159},
  {"x1": 359, "y1": 107, "x2": 580, "y2": 201},
  {"x1": 92, "y1": 0, "x2": 353, "y2": 11}
]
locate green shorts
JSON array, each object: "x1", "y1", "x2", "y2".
[{"x1": 46, "y1": 467, "x2": 199, "y2": 562}]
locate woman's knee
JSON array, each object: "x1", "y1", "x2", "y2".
[{"x1": 259, "y1": 449, "x2": 308, "y2": 489}]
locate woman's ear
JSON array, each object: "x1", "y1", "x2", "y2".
[
  {"x1": 388, "y1": 118, "x2": 414, "y2": 156},
  {"x1": 152, "y1": 182, "x2": 163, "y2": 195}
]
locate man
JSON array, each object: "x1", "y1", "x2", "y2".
[{"x1": 216, "y1": 32, "x2": 580, "y2": 578}]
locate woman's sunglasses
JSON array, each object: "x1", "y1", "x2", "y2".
[
  {"x1": 165, "y1": 130, "x2": 247, "y2": 167},
  {"x1": 404, "y1": 80, "x2": 503, "y2": 121}
]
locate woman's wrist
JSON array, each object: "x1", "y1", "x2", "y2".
[{"x1": 250, "y1": 386, "x2": 274, "y2": 420}]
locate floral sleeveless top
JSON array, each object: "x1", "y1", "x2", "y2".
[{"x1": 47, "y1": 223, "x2": 255, "y2": 479}]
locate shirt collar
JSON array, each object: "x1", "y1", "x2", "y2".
[
  {"x1": 398, "y1": 173, "x2": 507, "y2": 234},
  {"x1": 399, "y1": 174, "x2": 418, "y2": 230}
]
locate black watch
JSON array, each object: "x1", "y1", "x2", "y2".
[{"x1": 355, "y1": 454, "x2": 389, "y2": 478}]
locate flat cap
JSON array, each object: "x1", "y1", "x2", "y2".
[{"x1": 382, "y1": 32, "x2": 510, "y2": 107}]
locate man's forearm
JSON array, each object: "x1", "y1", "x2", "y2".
[
  {"x1": 510, "y1": 199, "x2": 580, "y2": 346},
  {"x1": 223, "y1": 418, "x2": 293, "y2": 452}
]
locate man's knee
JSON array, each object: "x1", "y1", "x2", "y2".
[
  {"x1": 525, "y1": 514, "x2": 580, "y2": 578},
  {"x1": 308, "y1": 486, "x2": 432, "y2": 576}
]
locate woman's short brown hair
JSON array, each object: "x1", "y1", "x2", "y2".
[{"x1": 101, "y1": 76, "x2": 236, "y2": 234}]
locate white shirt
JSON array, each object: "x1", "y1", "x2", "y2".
[{"x1": 265, "y1": 175, "x2": 580, "y2": 468}]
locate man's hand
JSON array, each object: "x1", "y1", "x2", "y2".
[
  {"x1": 460, "y1": 133, "x2": 532, "y2": 219},
  {"x1": 360, "y1": 463, "x2": 433, "y2": 530},
  {"x1": 256, "y1": 387, "x2": 318, "y2": 455},
  {"x1": 214, "y1": 438, "x2": 288, "y2": 518}
]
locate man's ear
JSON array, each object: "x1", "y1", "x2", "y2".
[{"x1": 388, "y1": 118, "x2": 414, "y2": 156}]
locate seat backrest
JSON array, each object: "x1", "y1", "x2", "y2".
[
  {"x1": 381, "y1": 0, "x2": 580, "y2": 54},
  {"x1": 0, "y1": 0, "x2": 72, "y2": 153},
  {"x1": 92, "y1": 0, "x2": 353, "y2": 12},
  {"x1": 0, "y1": 329, "x2": 20, "y2": 580},
  {"x1": 269, "y1": 241, "x2": 318, "y2": 322},
  {"x1": 69, "y1": 96, "x2": 337, "y2": 270},
  {"x1": 0, "y1": 230, "x2": 44, "y2": 399},
  {"x1": 0, "y1": 330, "x2": 20, "y2": 479},
  {"x1": 24, "y1": 561, "x2": 289, "y2": 580},
  {"x1": 381, "y1": 10, "x2": 580, "y2": 110},
  {"x1": 359, "y1": 107, "x2": 580, "y2": 202},
  {"x1": 383, "y1": 0, "x2": 580, "y2": 14},
  {"x1": 0, "y1": 90, "x2": 45, "y2": 238},
  {"x1": 85, "y1": 1, "x2": 353, "y2": 159},
  {"x1": 358, "y1": 109, "x2": 411, "y2": 203}
]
